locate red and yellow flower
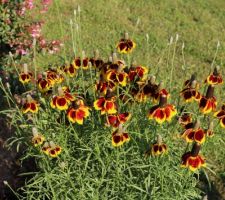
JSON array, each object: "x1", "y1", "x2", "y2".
[
  {"x1": 116, "y1": 32, "x2": 136, "y2": 54},
  {"x1": 50, "y1": 87, "x2": 75, "y2": 111},
  {"x1": 107, "y1": 112, "x2": 131, "y2": 128},
  {"x1": 38, "y1": 78, "x2": 51, "y2": 93},
  {"x1": 61, "y1": 64, "x2": 76, "y2": 77},
  {"x1": 19, "y1": 65, "x2": 33, "y2": 84},
  {"x1": 178, "y1": 113, "x2": 192, "y2": 127},
  {"x1": 112, "y1": 124, "x2": 130, "y2": 147},
  {"x1": 128, "y1": 65, "x2": 148, "y2": 82},
  {"x1": 181, "y1": 143, "x2": 206, "y2": 172},
  {"x1": 148, "y1": 94, "x2": 177, "y2": 124},
  {"x1": 199, "y1": 85, "x2": 217, "y2": 114},
  {"x1": 73, "y1": 56, "x2": 89, "y2": 70},
  {"x1": 146, "y1": 135, "x2": 168, "y2": 156},
  {"x1": 31, "y1": 128, "x2": 45, "y2": 147},
  {"x1": 93, "y1": 93, "x2": 117, "y2": 115},
  {"x1": 205, "y1": 66, "x2": 223, "y2": 85},
  {"x1": 22, "y1": 95, "x2": 39, "y2": 114},
  {"x1": 42, "y1": 141, "x2": 62, "y2": 157},
  {"x1": 67, "y1": 99, "x2": 90, "y2": 125},
  {"x1": 181, "y1": 120, "x2": 206, "y2": 144},
  {"x1": 214, "y1": 104, "x2": 225, "y2": 128}
]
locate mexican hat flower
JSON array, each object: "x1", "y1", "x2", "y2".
[
  {"x1": 205, "y1": 66, "x2": 223, "y2": 85},
  {"x1": 31, "y1": 127, "x2": 45, "y2": 147},
  {"x1": 106, "y1": 68, "x2": 128, "y2": 87},
  {"x1": 145, "y1": 135, "x2": 168, "y2": 156},
  {"x1": 128, "y1": 65, "x2": 148, "y2": 82},
  {"x1": 22, "y1": 95, "x2": 39, "y2": 114},
  {"x1": 180, "y1": 80, "x2": 201, "y2": 102},
  {"x1": 116, "y1": 32, "x2": 136, "y2": 54},
  {"x1": 111, "y1": 124, "x2": 130, "y2": 147},
  {"x1": 93, "y1": 90, "x2": 117, "y2": 115},
  {"x1": 42, "y1": 141, "x2": 62, "y2": 157},
  {"x1": 89, "y1": 50, "x2": 104, "y2": 70},
  {"x1": 95, "y1": 81, "x2": 116, "y2": 96},
  {"x1": 67, "y1": 99, "x2": 90, "y2": 125},
  {"x1": 61, "y1": 64, "x2": 76, "y2": 77},
  {"x1": 180, "y1": 120, "x2": 206, "y2": 144},
  {"x1": 214, "y1": 104, "x2": 225, "y2": 128},
  {"x1": 148, "y1": 93, "x2": 177, "y2": 124},
  {"x1": 107, "y1": 112, "x2": 131, "y2": 128},
  {"x1": 19, "y1": 64, "x2": 33, "y2": 84},
  {"x1": 37, "y1": 77, "x2": 51, "y2": 93},
  {"x1": 73, "y1": 51, "x2": 89, "y2": 70},
  {"x1": 181, "y1": 143, "x2": 206, "y2": 172},
  {"x1": 46, "y1": 69, "x2": 64, "y2": 85},
  {"x1": 178, "y1": 113, "x2": 192, "y2": 127},
  {"x1": 50, "y1": 87, "x2": 75, "y2": 111},
  {"x1": 199, "y1": 85, "x2": 217, "y2": 114}
]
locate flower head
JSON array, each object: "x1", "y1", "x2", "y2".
[
  {"x1": 93, "y1": 90, "x2": 117, "y2": 115},
  {"x1": 117, "y1": 32, "x2": 136, "y2": 54},
  {"x1": 50, "y1": 87, "x2": 75, "y2": 111},
  {"x1": 32, "y1": 127, "x2": 45, "y2": 147},
  {"x1": 107, "y1": 112, "x2": 131, "y2": 128},
  {"x1": 214, "y1": 104, "x2": 225, "y2": 128},
  {"x1": 112, "y1": 124, "x2": 130, "y2": 147},
  {"x1": 148, "y1": 94, "x2": 177, "y2": 124},
  {"x1": 67, "y1": 99, "x2": 90, "y2": 124},
  {"x1": 145, "y1": 135, "x2": 168, "y2": 156},
  {"x1": 199, "y1": 85, "x2": 217, "y2": 114},
  {"x1": 22, "y1": 95, "x2": 39, "y2": 113},
  {"x1": 42, "y1": 141, "x2": 62, "y2": 157},
  {"x1": 19, "y1": 65, "x2": 33, "y2": 84},
  {"x1": 205, "y1": 66, "x2": 223, "y2": 85},
  {"x1": 181, "y1": 143, "x2": 206, "y2": 172},
  {"x1": 181, "y1": 120, "x2": 206, "y2": 144}
]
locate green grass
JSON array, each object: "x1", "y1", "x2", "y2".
[{"x1": 2, "y1": 0, "x2": 225, "y2": 199}]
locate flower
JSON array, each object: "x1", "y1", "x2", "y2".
[
  {"x1": 32, "y1": 127, "x2": 45, "y2": 147},
  {"x1": 61, "y1": 64, "x2": 76, "y2": 77},
  {"x1": 214, "y1": 104, "x2": 225, "y2": 128},
  {"x1": 107, "y1": 112, "x2": 131, "y2": 128},
  {"x1": 148, "y1": 94, "x2": 177, "y2": 124},
  {"x1": 178, "y1": 113, "x2": 192, "y2": 127},
  {"x1": 22, "y1": 95, "x2": 39, "y2": 113},
  {"x1": 95, "y1": 81, "x2": 116, "y2": 96},
  {"x1": 67, "y1": 99, "x2": 90, "y2": 124},
  {"x1": 180, "y1": 80, "x2": 201, "y2": 102},
  {"x1": 73, "y1": 51, "x2": 89, "y2": 70},
  {"x1": 199, "y1": 85, "x2": 217, "y2": 114},
  {"x1": 50, "y1": 87, "x2": 75, "y2": 111},
  {"x1": 42, "y1": 141, "x2": 62, "y2": 157},
  {"x1": 19, "y1": 65, "x2": 33, "y2": 84},
  {"x1": 116, "y1": 32, "x2": 136, "y2": 54},
  {"x1": 93, "y1": 91, "x2": 117, "y2": 115},
  {"x1": 181, "y1": 120, "x2": 206, "y2": 144},
  {"x1": 145, "y1": 135, "x2": 168, "y2": 156},
  {"x1": 112, "y1": 124, "x2": 130, "y2": 147},
  {"x1": 89, "y1": 50, "x2": 104, "y2": 70},
  {"x1": 181, "y1": 143, "x2": 206, "y2": 172},
  {"x1": 205, "y1": 66, "x2": 223, "y2": 85},
  {"x1": 128, "y1": 65, "x2": 148, "y2": 82},
  {"x1": 38, "y1": 78, "x2": 51, "y2": 93}
]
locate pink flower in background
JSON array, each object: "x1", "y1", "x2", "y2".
[
  {"x1": 24, "y1": 0, "x2": 34, "y2": 10},
  {"x1": 1, "y1": 0, "x2": 8, "y2": 4},
  {"x1": 40, "y1": 0, "x2": 52, "y2": 13},
  {"x1": 48, "y1": 40, "x2": 63, "y2": 54},
  {"x1": 27, "y1": 23, "x2": 42, "y2": 38}
]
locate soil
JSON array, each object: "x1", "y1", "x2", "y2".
[{"x1": 0, "y1": 117, "x2": 36, "y2": 200}]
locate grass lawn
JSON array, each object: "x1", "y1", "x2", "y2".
[{"x1": 2, "y1": 0, "x2": 225, "y2": 199}]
